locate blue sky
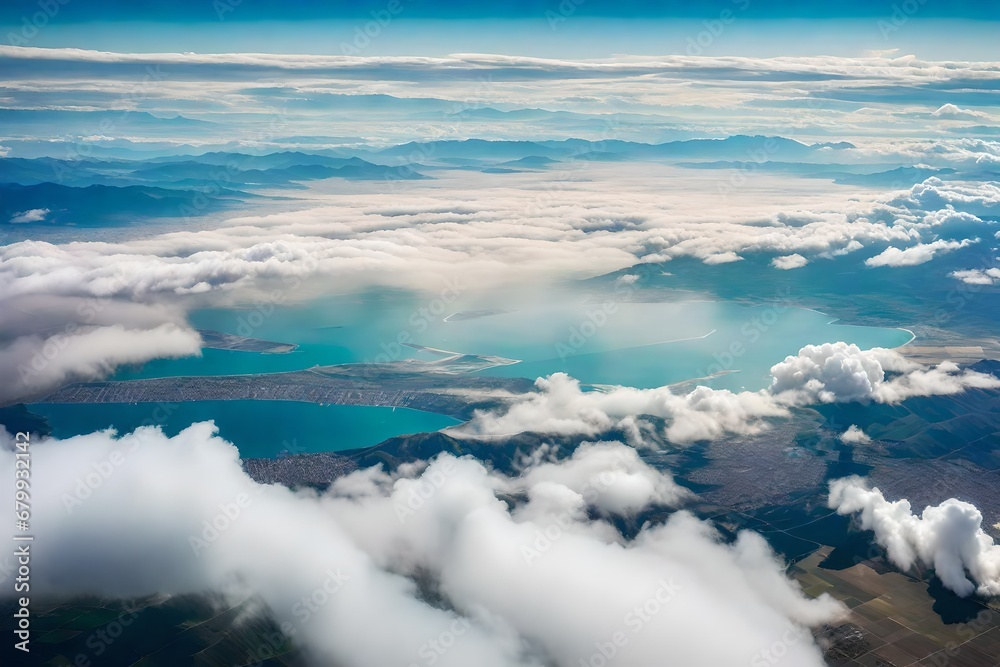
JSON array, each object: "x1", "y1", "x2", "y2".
[
  {"x1": 4, "y1": 17, "x2": 1000, "y2": 60},
  {"x1": 2, "y1": 0, "x2": 999, "y2": 60},
  {"x1": 0, "y1": 0, "x2": 996, "y2": 22}
]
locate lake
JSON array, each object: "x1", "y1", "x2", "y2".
[{"x1": 37, "y1": 292, "x2": 913, "y2": 453}]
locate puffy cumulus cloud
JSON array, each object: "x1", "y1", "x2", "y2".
[
  {"x1": 513, "y1": 441, "x2": 691, "y2": 515},
  {"x1": 917, "y1": 208, "x2": 984, "y2": 228},
  {"x1": 951, "y1": 267, "x2": 1000, "y2": 285},
  {"x1": 864, "y1": 238, "x2": 977, "y2": 267},
  {"x1": 870, "y1": 360, "x2": 1000, "y2": 404},
  {"x1": 458, "y1": 343, "x2": 999, "y2": 442},
  {"x1": 455, "y1": 373, "x2": 789, "y2": 443},
  {"x1": 770, "y1": 343, "x2": 896, "y2": 403},
  {"x1": 893, "y1": 179, "x2": 1000, "y2": 219},
  {"x1": 0, "y1": 425, "x2": 844, "y2": 667},
  {"x1": 9, "y1": 208, "x2": 49, "y2": 223},
  {"x1": 769, "y1": 342, "x2": 999, "y2": 404},
  {"x1": 851, "y1": 140, "x2": 1000, "y2": 171},
  {"x1": 828, "y1": 477, "x2": 1000, "y2": 598},
  {"x1": 615, "y1": 273, "x2": 640, "y2": 286},
  {"x1": 839, "y1": 425, "x2": 872, "y2": 445},
  {"x1": 0, "y1": 324, "x2": 202, "y2": 404},
  {"x1": 771, "y1": 253, "x2": 808, "y2": 270},
  {"x1": 0, "y1": 424, "x2": 529, "y2": 667}
]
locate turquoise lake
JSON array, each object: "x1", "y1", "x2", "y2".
[
  {"x1": 30, "y1": 401, "x2": 458, "y2": 457},
  {"x1": 36, "y1": 292, "x2": 913, "y2": 454}
]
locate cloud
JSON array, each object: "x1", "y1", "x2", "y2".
[
  {"x1": 9, "y1": 208, "x2": 49, "y2": 223},
  {"x1": 0, "y1": 128, "x2": 995, "y2": 403},
  {"x1": 0, "y1": 324, "x2": 202, "y2": 404},
  {"x1": 771, "y1": 253, "x2": 808, "y2": 270},
  {"x1": 5, "y1": 47, "x2": 1000, "y2": 151},
  {"x1": 839, "y1": 425, "x2": 871, "y2": 444},
  {"x1": 615, "y1": 273, "x2": 640, "y2": 286},
  {"x1": 828, "y1": 477, "x2": 1000, "y2": 597},
  {"x1": 0, "y1": 169, "x2": 991, "y2": 309},
  {"x1": 769, "y1": 342, "x2": 999, "y2": 404},
  {"x1": 513, "y1": 441, "x2": 691, "y2": 515},
  {"x1": 951, "y1": 267, "x2": 1000, "y2": 285},
  {"x1": 455, "y1": 373, "x2": 789, "y2": 443},
  {"x1": 932, "y1": 104, "x2": 990, "y2": 120},
  {"x1": 0, "y1": 424, "x2": 845, "y2": 666},
  {"x1": 769, "y1": 343, "x2": 908, "y2": 403},
  {"x1": 459, "y1": 343, "x2": 999, "y2": 442},
  {"x1": 864, "y1": 238, "x2": 977, "y2": 267},
  {"x1": 894, "y1": 178, "x2": 1000, "y2": 218},
  {"x1": 702, "y1": 252, "x2": 743, "y2": 265}
]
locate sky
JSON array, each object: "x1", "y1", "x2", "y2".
[
  {"x1": 1, "y1": 0, "x2": 995, "y2": 21},
  {"x1": 2, "y1": 0, "x2": 1000, "y2": 59},
  {"x1": 3, "y1": 3, "x2": 1000, "y2": 666}
]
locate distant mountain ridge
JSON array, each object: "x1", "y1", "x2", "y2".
[{"x1": 377, "y1": 135, "x2": 857, "y2": 162}]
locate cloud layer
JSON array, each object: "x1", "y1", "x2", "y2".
[
  {"x1": 0, "y1": 424, "x2": 844, "y2": 666},
  {"x1": 0, "y1": 164, "x2": 996, "y2": 405},
  {"x1": 4, "y1": 47, "x2": 1000, "y2": 146}
]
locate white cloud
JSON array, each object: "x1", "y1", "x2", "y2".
[
  {"x1": 513, "y1": 441, "x2": 691, "y2": 515},
  {"x1": 898, "y1": 179, "x2": 1000, "y2": 218},
  {"x1": 870, "y1": 359, "x2": 1000, "y2": 403},
  {"x1": 0, "y1": 324, "x2": 202, "y2": 403},
  {"x1": 702, "y1": 252, "x2": 743, "y2": 265},
  {"x1": 769, "y1": 342, "x2": 999, "y2": 404},
  {"x1": 459, "y1": 343, "x2": 999, "y2": 442},
  {"x1": 951, "y1": 267, "x2": 1000, "y2": 285},
  {"x1": 9, "y1": 208, "x2": 49, "y2": 224},
  {"x1": 0, "y1": 169, "x2": 992, "y2": 314},
  {"x1": 839, "y1": 425, "x2": 872, "y2": 444},
  {"x1": 769, "y1": 343, "x2": 907, "y2": 403},
  {"x1": 771, "y1": 254, "x2": 808, "y2": 270},
  {"x1": 829, "y1": 477, "x2": 1000, "y2": 598},
  {"x1": 455, "y1": 373, "x2": 789, "y2": 443},
  {"x1": 0, "y1": 424, "x2": 845, "y2": 667},
  {"x1": 615, "y1": 273, "x2": 640, "y2": 286},
  {"x1": 0, "y1": 117, "x2": 995, "y2": 405},
  {"x1": 864, "y1": 238, "x2": 976, "y2": 267},
  {"x1": 932, "y1": 104, "x2": 990, "y2": 120},
  {"x1": 5, "y1": 46, "x2": 1000, "y2": 150}
]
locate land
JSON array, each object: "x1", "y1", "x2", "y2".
[
  {"x1": 9, "y1": 370, "x2": 1000, "y2": 667},
  {"x1": 443, "y1": 309, "x2": 511, "y2": 322},
  {"x1": 197, "y1": 329, "x2": 298, "y2": 354},
  {"x1": 798, "y1": 546, "x2": 1000, "y2": 667},
  {"x1": 35, "y1": 361, "x2": 534, "y2": 420},
  {"x1": 895, "y1": 327, "x2": 1000, "y2": 365},
  {"x1": 242, "y1": 451, "x2": 357, "y2": 486}
]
